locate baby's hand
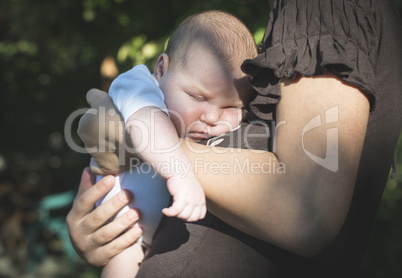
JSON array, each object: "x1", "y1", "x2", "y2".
[{"x1": 162, "y1": 174, "x2": 207, "y2": 222}]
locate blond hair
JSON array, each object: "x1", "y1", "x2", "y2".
[{"x1": 165, "y1": 10, "x2": 257, "y2": 73}]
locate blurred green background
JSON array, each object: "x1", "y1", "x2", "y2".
[{"x1": 0, "y1": 0, "x2": 401, "y2": 277}]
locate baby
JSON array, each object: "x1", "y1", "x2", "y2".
[{"x1": 79, "y1": 10, "x2": 257, "y2": 277}]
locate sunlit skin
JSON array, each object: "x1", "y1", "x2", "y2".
[{"x1": 154, "y1": 45, "x2": 252, "y2": 142}]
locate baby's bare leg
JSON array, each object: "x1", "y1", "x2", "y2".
[{"x1": 101, "y1": 242, "x2": 144, "y2": 278}]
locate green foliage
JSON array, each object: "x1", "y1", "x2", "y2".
[
  {"x1": 359, "y1": 133, "x2": 402, "y2": 278},
  {"x1": 116, "y1": 35, "x2": 166, "y2": 68}
]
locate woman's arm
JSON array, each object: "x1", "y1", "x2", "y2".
[
  {"x1": 71, "y1": 71, "x2": 369, "y2": 260},
  {"x1": 182, "y1": 72, "x2": 370, "y2": 256}
]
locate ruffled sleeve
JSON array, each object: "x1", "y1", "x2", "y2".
[{"x1": 242, "y1": 0, "x2": 378, "y2": 121}]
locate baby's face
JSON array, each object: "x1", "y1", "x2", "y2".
[{"x1": 157, "y1": 47, "x2": 252, "y2": 142}]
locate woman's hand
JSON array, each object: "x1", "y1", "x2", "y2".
[
  {"x1": 66, "y1": 168, "x2": 142, "y2": 266},
  {"x1": 77, "y1": 89, "x2": 132, "y2": 175}
]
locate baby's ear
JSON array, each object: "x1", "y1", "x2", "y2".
[{"x1": 154, "y1": 53, "x2": 169, "y2": 81}]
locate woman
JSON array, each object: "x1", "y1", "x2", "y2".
[{"x1": 67, "y1": 0, "x2": 402, "y2": 276}]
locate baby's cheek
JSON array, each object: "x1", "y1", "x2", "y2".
[
  {"x1": 211, "y1": 126, "x2": 230, "y2": 137},
  {"x1": 211, "y1": 110, "x2": 242, "y2": 136},
  {"x1": 223, "y1": 109, "x2": 242, "y2": 126}
]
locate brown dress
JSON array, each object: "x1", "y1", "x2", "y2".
[{"x1": 137, "y1": 1, "x2": 402, "y2": 277}]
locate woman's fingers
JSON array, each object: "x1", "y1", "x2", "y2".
[
  {"x1": 66, "y1": 168, "x2": 98, "y2": 224},
  {"x1": 88, "y1": 225, "x2": 143, "y2": 266},
  {"x1": 76, "y1": 167, "x2": 95, "y2": 198},
  {"x1": 70, "y1": 174, "x2": 115, "y2": 222},
  {"x1": 92, "y1": 209, "x2": 140, "y2": 245},
  {"x1": 87, "y1": 209, "x2": 142, "y2": 266},
  {"x1": 82, "y1": 188, "x2": 132, "y2": 232},
  {"x1": 86, "y1": 88, "x2": 108, "y2": 107}
]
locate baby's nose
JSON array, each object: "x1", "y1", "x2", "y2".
[{"x1": 201, "y1": 107, "x2": 221, "y2": 126}]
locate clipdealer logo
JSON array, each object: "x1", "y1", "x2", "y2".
[
  {"x1": 301, "y1": 106, "x2": 339, "y2": 172},
  {"x1": 64, "y1": 105, "x2": 339, "y2": 173}
]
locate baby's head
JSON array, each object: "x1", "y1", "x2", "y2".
[
  {"x1": 165, "y1": 10, "x2": 257, "y2": 78},
  {"x1": 154, "y1": 10, "x2": 257, "y2": 141}
]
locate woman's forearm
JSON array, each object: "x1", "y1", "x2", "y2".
[{"x1": 181, "y1": 143, "x2": 324, "y2": 256}]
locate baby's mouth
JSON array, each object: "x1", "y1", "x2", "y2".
[{"x1": 187, "y1": 131, "x2": 212, "y2": 141}]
